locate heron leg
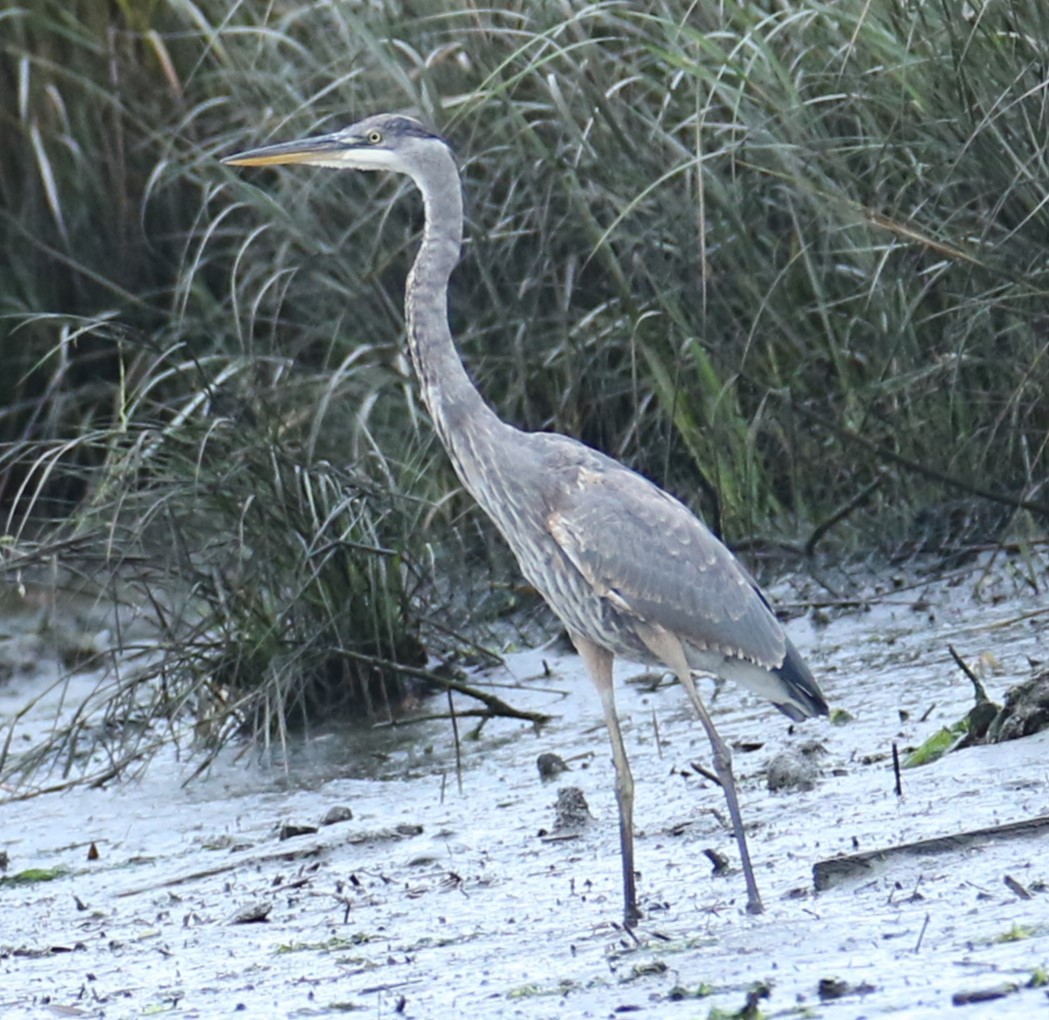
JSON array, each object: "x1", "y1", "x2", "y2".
[
  {"x1": 570, "y1": 632, "x2": 640, "y2": 928},
  {"x1": 636, "y1": 624, "x2": 765, "y2": 916}
]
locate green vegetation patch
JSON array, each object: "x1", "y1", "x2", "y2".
[
  {"x1": 0, "y1": 867, "x2": 68, "y2": 886},
  {"x1": 276, "y1": 934, "x2": 374, "y2": 954}
]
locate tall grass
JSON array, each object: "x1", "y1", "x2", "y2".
[{"x1": 2, "y1": 0, "x2": 1048, "y2": 780}]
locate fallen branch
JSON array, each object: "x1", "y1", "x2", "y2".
[
  {"x1": 813, "y1": 813, "x2": 1049, "y2": 891},
  {"x1": 332, "y1": 647, "x2": 550, "y2": 726}
]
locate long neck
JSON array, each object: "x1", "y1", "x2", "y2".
[{"x1": 406, "y1": 153, "x2": 506, "y2": 490}]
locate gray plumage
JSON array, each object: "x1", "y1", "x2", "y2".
[{"x1": 224, "y1": 113, "x2": 828, "y2": 925}]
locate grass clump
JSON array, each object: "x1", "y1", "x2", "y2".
[{"x1": 0, "y1": 330, "x2": 441, "y2": 783}]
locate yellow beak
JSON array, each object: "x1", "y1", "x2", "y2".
[{"x1": 222, "y1": 133, "x2": 346, "y2": 168}]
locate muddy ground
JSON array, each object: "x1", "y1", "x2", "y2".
[{"x1": 1, "y1": 557, "x2": 1048, "y2": 1019}]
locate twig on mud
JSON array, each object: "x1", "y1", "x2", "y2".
[
  {"x1": 1003, "y1": 874, "x2": 1031, "y2": 900},
  {"x1": 117, "y1": 844, "x2": 328, "y2": 898},
  {"x1": 689, "y1": 760, "x2": 723, "y2": 788},
  {"x1": 331, "y1": 648, "x2": 549, "y2": 725},
  {"x1": 448, "y1": 689, "x2": 463, "y2": 795},
  {"x1": 374, "y1": 707, "x2": 546, "y2": 728},
  {"x1": 913, "y1": 912, "x2": 930, "y2": 953},
  {"x1": 947, "y1": 605, "x2": 1049, "y2": 636},
  {"x1": 118, "y1": 824, "x2": 425, "y2": 899}
]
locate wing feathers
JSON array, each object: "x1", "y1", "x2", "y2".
[{"x1": 545, "y1": 460, "x2": 787, "y2": 670}]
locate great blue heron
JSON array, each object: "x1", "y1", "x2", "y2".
[{"x1": 223, "y1": 113, "x2": 828, "y2": 925}]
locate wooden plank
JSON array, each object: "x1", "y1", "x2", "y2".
[{"x1": 813, "y1": 813, "x2": 1049, "y2": 891}]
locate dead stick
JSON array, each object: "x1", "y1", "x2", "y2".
[
  {"x1": 804, "y1": 473, "x2": 886, "y2": 557},
  {"x1": 448, "y1": 689, "x2": 463, "y2": 796},
  {"x1": 332, "y1": 647, "x2": 549, "y2": 724},
  {"x1": 1004, "y1": 875, "x2": 1031, "y2": 900},
  {"x1": 690, "y1": 760, "x2": 723, "y2": 788},
  {"x1": 913, "y1": 912, "x2": 931, "y2": 953},
  {"x1": 948, "y1": 644, "x2": 989, "y2": 703}
]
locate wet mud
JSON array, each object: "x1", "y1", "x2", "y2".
[{"x1": 2, "y1": 560, "x2": 1048, "y2": 1018}]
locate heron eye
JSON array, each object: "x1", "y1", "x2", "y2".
[{"x1": 367, "y1": 130, "x2": 383, "y2": 145}]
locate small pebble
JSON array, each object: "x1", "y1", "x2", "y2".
[
  {"x1": 228, "y1": 901, "x2": 272, "y2": 925},
  {"x1": 278, "y1": 823, "x2": 319, "y2": 841},
  {"x1": 537, "y1": 752, "x2": 570, "y2": 782},
  {"x1": 320, "y1": 805, "x2": 354, "y2": 826}
]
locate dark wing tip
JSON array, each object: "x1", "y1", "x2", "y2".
[{"x1": 772, "y1": 639, "x2": 828, "y2": 720}]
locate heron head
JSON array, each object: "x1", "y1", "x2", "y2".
[{"x1": 222, "y1": 113, "x2": 450, "y2": 180}]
